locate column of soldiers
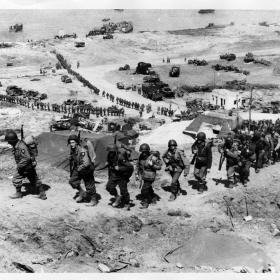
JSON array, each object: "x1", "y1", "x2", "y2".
[
  {"x1": 5, "y1": 119, "x2": 279, "y2": 208},
  {"x1": 219, "y1": 119, "x2": 280, "y2": 188},
  {"x1": 0, "y1": 94, "x2": 125, "y2": 118},
  {"x1": 4, "y1": 129, "x2": 212, "y2": 208},
  {"x1": 157, "y1": 106, "x2": 174, "y2": 117}
]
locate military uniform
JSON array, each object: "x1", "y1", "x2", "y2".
[
  {"x1": 136, "y1": 151, "x2": 162, "y2": 207},
  {"x1": 220, "y1": 139, "x2": 240, "y2": 188},
  {"x1": 238, "y1": 138, "x2": 256, "y2": 186},
  {"x1": 69, "y1": 145, "x2": 96, "y2": 201},
  {"x1": 106, "y1": 146, "x2": 134, "y2": 207},
  {"x1": 191, "y1": 139, "x2": 212, "y2": 192},
  {"x1": 162, "y1": 148, "x2": 190, "y2": 198},
  {"x1": 12, "y1": 140, "x2": 45, "y2": 198},
  {"x1": 254, "y1": 133, "x2": 269, "y2": 172}
]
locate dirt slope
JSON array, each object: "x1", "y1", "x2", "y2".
[{"x1": 0, "y1": 146, "x2": 280, "y2": 273}]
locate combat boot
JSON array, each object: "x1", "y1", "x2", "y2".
[
  {"x1": 228, "y1": 182, "x2": 236, "y2": 189},
  {"x1": 76, "y1": 188, "x2": 86, "y2": 203},
  {"x1": 73, "y1": 191, "x2": 79, "y2": 200},
  {"x1": 112, "y1": 195, "x2": 122, "y2": 208},
  {"x1": 140, "y1": 200, "x2": 149, "y2": 209},
  {"x1": 168, "y1": 193, "x2": 177, "y2": 201},
  {"x1": 10, "y1": 189, "x2": 23, "y2": 199},
  {"x1": 36, "y1": 185, "x2": 47, "y2": 200},
  {"x1": 89, "y1": 195, "x2": 98, "y2": 206}
]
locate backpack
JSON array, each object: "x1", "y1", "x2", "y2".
[
  {"x1": 24, "y1": 135, "x2": 39, "y2": 161},
  {"x1": 80, "y1": 138, "x2": 96, "y2": 166}
]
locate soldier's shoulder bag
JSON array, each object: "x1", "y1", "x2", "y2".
[{"x1": 142, "y1": 155, "x2": 157, "y2": 182}]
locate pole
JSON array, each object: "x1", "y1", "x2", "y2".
[{"x1": 248, "y1": 87, "x2": 253, "y2": 132}]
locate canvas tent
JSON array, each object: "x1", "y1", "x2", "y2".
[
  {"x1": 37, "y1": 130, "x2": 138, "y2": 172},
  {"x1": 183, "y1": 111, "x2": 242, "y2": 138}
]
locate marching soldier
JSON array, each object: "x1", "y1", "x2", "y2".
[
  {"x1": 162, "y1": 139, "x2": 190, "y2": 201},
  {"x1": 191, "y1": 132, "x2": 212, "y2": 193},
  {"x1": 253, "y1": 131, "x2": 269, "y2": 173},
  {"x1": 135, "y1": 143, "x2": 162, "y2": 208},
  {"x1": 68, "y1": 134, "x2": 98, "y2": 206},
  {"x1": 219, "y1": 135, "x2": 240, "y2": 188},
  {"x1": 105, "y1": 143, "x2": 134, "y2": 209},
  {"x1": 4, "y1": 130, "x2": 46, "y2": 200},
  {"x1": 237, "y1": 134, "x2": 256, "y2": 187}
]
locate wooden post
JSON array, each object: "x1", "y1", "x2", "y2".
[{"x1": 248, "y1": 87, "x2": 253, "y2": 132}]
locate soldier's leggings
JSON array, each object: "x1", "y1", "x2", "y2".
[
  {"x1": 170, "y1": 170, "x2": 182, "y2": 194},
  {"x1": 106, "y1": 176, "x2": 130, "y2": 203},
  {"x1": 238, "y1": 161, "x2": 251, "y2": 183},
  {"x1": 194, "y1": 166, "x2": 207, "y2": 186},
  {"x1": 69, "y1": 167, "x2": 96, "y2": 196},
  {"x1": 226, "y1": 165, "x2": 237, "y2": 183},
  {"x1": 256, "y1": 150, "x2": 267, "y2": 169},
  {"x1": 13, "y1": 167, "x2": 42, "y2": 190},
  {"x1": 141, "y1": 180, "x2": 155, "y2": 203}
]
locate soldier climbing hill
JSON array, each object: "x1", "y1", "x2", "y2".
[
  {"x1": 5, "y1": 130, "x2": 47, "y2": 200},
  {"x1": 162, "y1": 139, "x2": 190, "y2": 201},
  {"x1": 68, "y1": 134, "x2": 98, "y2": 206},
  {"x1": 105, "y1": 141, "x2": 134, "y2": 209},
  {"x1": 191, "y1": 132, "x2": 213, "y2": 193},
  {"x1": 136, "y1": 143, "x2": 162, "y2": 209}
]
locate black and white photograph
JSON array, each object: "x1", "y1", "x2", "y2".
[{"x1": 0, "y1": 0, "x2": 280, "y2": 275}]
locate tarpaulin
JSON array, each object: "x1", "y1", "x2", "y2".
[{"x1": 37, "y1": 130, "x2": 138, "y2": 172}]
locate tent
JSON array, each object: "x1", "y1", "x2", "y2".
[
  {"x1": 37, "y1": 130, "x2": 138, "y2": 172},
  {"x1": 183, "y1": 111, "x2": 243, "y2": 138}
]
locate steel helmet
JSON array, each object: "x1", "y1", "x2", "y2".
[
  {"x1": 197, "y1": 132, "x2": 206, "y2": 141},
  {"x1": 168, "y1": 139, "x2": 177, "y2": 147},
  {"x1": 5, "y1": 130, "x2": 18, "y2": 143},
  {"x1": 68, "y1": 134, "x2": 79, "y2": 144},
  {"x1": 139, "y1": 143, "x2": 150, "y2": 152}
]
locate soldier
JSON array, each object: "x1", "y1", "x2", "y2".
[
  {"x1": 68, "y1": 134, "x2": 98, "y2": 206},
  {"x1": 135, "y1": 143, "x2": 162, "y2": 208},
  {"x1": 253, "y1": 131, "x2": 269, "y2": 173},
  {"x1": 191, "y1": 132, "x2": 212, "y2": 193},
  {"x1": 4, "y1": 130, "x2": 46, "y2": 200},
  {"x1": 219, "y1": 135, "x2": 240, "y2": 188},
  {"x1": 162, "y1": 140, "x2": 190, "y2": 201},
  {"x1": 105, "y1": 143, "x2": 134, "y2": 208},
  {"x1": 237, "y1": 134, "x2": 256, "y2": 187}
]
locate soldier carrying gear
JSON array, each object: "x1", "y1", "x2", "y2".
[
  {"x1": 191, "y1": 132, "x2": 212, "y2": 193},
  {"x1": 5, "y1": 130, "x2": 47, "y2": 200},
  {"x1": 105, "y1": 142, "x2": 134, "y2": 209},
  {"x1": 162, "y1": 139, "x2": 190, "y2": 201},
  {"x1": 252, "y1": 131, "x2": 269, "y2": 173},
  {"x1": 136, "y1": 143, "x2": 162, "y2": 209},
  {"x1": 237, "y1": 134, "x2": 256, "y2": 187},
  {"x1": 68, "y1": 134, "x2": 98, "y2": 206},
  {"x1": 219, "y1": 135, "x2": 240, "y2": 188}
]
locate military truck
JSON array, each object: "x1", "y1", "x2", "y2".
[
  {"x1": 220, "y1": 53, "x2": 236, "y2": 61},
  {"x1": 103, "y1": 34, "x2": 113, "y2": 40},
  {"x1": 75, "y1": 41, "x2": 85, "y2": 47},
  {"x1": 61, "y1": 75, "x2": 72, "y2": 83},
  {"x1": 244, "y1": 52, "x2": 254, "y2": 63},
  {"x1": 169, "y1": 66, "x2": 180, "y2": 77}
]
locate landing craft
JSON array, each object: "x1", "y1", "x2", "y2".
[
  {"x1": 198, "y1": 9, "x2": 215, "y2": 14},
  {"x1": 9, "y1": 23, "x2": 23, "y2": 32}
]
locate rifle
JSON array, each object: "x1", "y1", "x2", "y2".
[
  {"x1": 78, "y1": 130, "x2": 81, "y2": 143},
  {"x1": 218, "y1": 151, "x2": 225, "y2": 171},
  {"x1": 190, "y1": 153, "x2": 197, "y2": 165},
  {"x1": 21, "y1": 124, "x2": 24, "y2": 140}
]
